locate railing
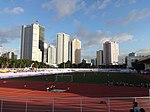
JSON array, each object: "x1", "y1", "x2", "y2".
[{"x1": 0, "y1": 96, "x2": 149, "y2": 112}]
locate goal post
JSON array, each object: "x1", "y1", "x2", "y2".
[{"x1": 55, "y1": 75, "x2": 73, "y2": 82}]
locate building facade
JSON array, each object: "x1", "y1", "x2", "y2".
[
  {"x1": 71, "y1": 39, "x2": 81, "y2": 64},
  {"x1": 96, "y1": 50, "x2": 103, "y2": 66},
  {"x1": 39, "y1": 26, "x2": 46, "y2": 62},
  {"x1": 20, "y1": 23, "x2": 42, "y2": 62},
  {"x1": 48, "y1": 45, "x2": 56, "y2": 65},
  {"x1": 2, "y1": 51, "x2": 17, "y2": 59},
  {"x1": 126, "y1": 53, "x2": 143, "y2": 68},
  {"x1": 43, "y1": 43, "x2": 48, "y2": 63},
  {"x1": 56, "y1": 33, "x2": 70, "y2": 64},
  {"x1": 103, "y1": 41, "x2": 119, "y2": 65}
]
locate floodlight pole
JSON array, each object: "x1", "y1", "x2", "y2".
[
  {"x1": 25, "y1": 98, "x2": 28, "y2": 112},
  {"x1": 1, "y1": 100, "x2": 3, "y2": 112},
  {"x1": 52, "y1": 98, "x2": 55, "y2": 112},
  {"x1": 80, "y1": 99, "x2": 83, "y2": 112}
]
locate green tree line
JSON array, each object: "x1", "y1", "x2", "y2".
[{"x1": 0, "y1": 56, "x2": 50, "y2": 68}]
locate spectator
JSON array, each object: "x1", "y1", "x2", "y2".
[
  {"x1": 140, "y1": 108, "x2": 145, "y2": 112},
  {"x1": 133, "y1": 102, "x2": 141, "y2": 112},
  {"x1": 130, "y1": 109, "x2": 134, "y2": 112}
]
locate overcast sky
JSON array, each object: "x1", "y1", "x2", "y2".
[{"x1": 0, "y1": 0, "x2": 150, "y2": 61}]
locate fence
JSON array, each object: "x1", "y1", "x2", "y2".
[{"x1": 0, "y1": 96, "x2": 149, "y2": 112}]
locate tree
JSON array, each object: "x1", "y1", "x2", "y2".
[
  {"x1": 65, "y1": 60, "x2": 72, "y2": 68},
  {"x1": 0, "y1": 56, "x2": 8, "y2": 68}
]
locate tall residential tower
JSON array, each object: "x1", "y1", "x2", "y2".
[
  {"x1": 56, "y1": 33, "x2": 70, "y2": 64},
  {"x1": 96, "y1": 50, "x2": 103, "y2": 66},
  {"x1": 20, "y1": 23, "x2": 43, "y2": 62},
  {"x1": 71, "y1": 39, "x2": 81, "y2": 64},
  {"x1": 48, "y1": 45, "x2": 56, "y2": 65},
  {"x1": 103, "y1": 41, "x2": 119, "y2": 65}
]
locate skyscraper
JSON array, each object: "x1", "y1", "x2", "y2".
[
  {"x1": 43, "y1": 43, "x2": 48, "y2": 63},
  {"x1": 56, "y1": 33, "x2": 70, "y2": 64},
  {"x1": 48, "y1": 45, "x2": 56, "y2": 65},
  {"x1": 71, "y1": 39, "x2": 81, "y2": 64},
  {"x1": 39, "y1": 26, "x2": 46, "y2": 62},
  {"x1": 96, "y1": 50, "x2": 103, "y2": 66},
  {"x1": 103, "y1": 41, "x2": 119, "y2": 65},
  {"x1": 20, "y1": 23, "x2": 42, "y2": 62}
]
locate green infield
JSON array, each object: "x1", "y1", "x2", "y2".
[{"x1": 5, "y1": 72, "x2": 150, "y2": 86}]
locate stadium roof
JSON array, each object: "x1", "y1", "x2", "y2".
[{"x1": 138, "y1": 55, "x2": 150, "y2": 64}]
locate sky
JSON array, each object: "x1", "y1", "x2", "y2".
[{"x1": 0, "y1": 0, "x2": 150, "y2": 62}]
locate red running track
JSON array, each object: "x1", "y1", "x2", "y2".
[{"x1": 0, "y1": 80, "x2": 149, "y2": 112}]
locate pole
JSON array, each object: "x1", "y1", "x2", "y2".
[
  {"x1": 52, "y1": 98, "x2": 55, "y2": 112},
  {"x1": 1, "y1": 100, "x2": 3, "y2": 112},
  {"x1": 108, "y1": 98, "x2": 110, "y2": 112},
  {"x1": 80, "y1": 99, "x2": 82, "y2": 112},
  {"x1": 25, "y1": 98, "x2": 28, "y2": 112}
]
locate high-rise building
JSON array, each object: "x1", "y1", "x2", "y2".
[
  {"x1": 125, "y1": 52, "x2": 143, "y2": 68},
  {"x1": 96, "y1": 50, "x2": 103, "y2": 66},
  {"x1": 103, "y1": 41, "x2": 119, "y2": 65},
  {"x1": 2, "y1": 51, "x2": 17, "y2": 59},
  {"x1": 39, "y1": 26, "x2": 46, "y2": 62},
  {"x1": 56, "y1": 33, "x2": 70, "y2": 64},
  {"x1": 71, "y1": 39, "x2": 81, "y2": 64},
  {"x1": 91, "y1": 59, "x2": 96, "y2": 66},
  {"x1": 43, "y1": 43, "x2": 48, "y2": 63},
  {"x1": 20, "y1": 23, "x2": 42, "y2": 62},
  {"x1": 48, "y1": 45, "x2": 56, "y2": 65}
]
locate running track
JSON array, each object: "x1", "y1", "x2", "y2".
[{"x1": 0, "y1": 80, "x2": 149, "y2": 112}]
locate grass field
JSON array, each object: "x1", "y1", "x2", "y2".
[{"x1": 6, "y1": 72, "x2": 150, "y2": 86}]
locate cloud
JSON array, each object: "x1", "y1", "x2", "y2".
[
  {"x1": 114, "y1": 0, "x2": 137, "y2": 8},
  {"x1": 123, "y1": 9, "x2": 150, "y2": 25},
  {"x1": 114, "y1": 0, "x2": 124, "y2": 8},
  {"x1": 108, "y1": 9, "x2": 150, "y2": 25},
  {"x1": 129, "y1": 0, "x2": 137, "y2": 4},
  {"x1": 111, "y1": 33, "x2": 134, "y2": 43},
  {"x1": 77, "y1": 29, "x2": 110, "y2": 49},
  {"x1": 0, "y1": 7, "x2": 24, "y2": 15},
  {"x1": 42, "y1": 0, "x2": 112, "y2": 18},
  {"x1": 1, "y1": 47, "x2": 18, "y2": 53},
  {"x1": 42, "y1": 0, "x2": 85, "y2": 17},
  {"x1": 98, "y1": 0, "x2": 111, "y2": 9},
  {"x1": 75, "y1": 26, "x2": 133, "y2": 49},
  {"x1": 136, "y1": 48, "x2": 150, "y2": 56},
  {"x1": 0, "y1": 26, "x2": 21, "y2": 44},
  {"x1": 81, "y1": 50, "x2": 96, "y2": 59},
  {"x1": 72, "y1": 22, "x2": 135, "y2": 60}
]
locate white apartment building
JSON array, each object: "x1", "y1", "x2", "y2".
[
  {"x1": 43, "y1": 43, "x2": 48, "y2": 63},
  {"x1": 103, "y1": 41, "x2": 119, "y2": 65},
  {"x1": 71, "y1": 39, "x2": 81, "y2": 64},
  {"x1": 56, "y1": 33, "x2": 70, "y2": 64},
  {"x1": 20, "y1": 23, "x2": 42, "y2": 62},
  {"x1": 48, "y1": 45, "x2": 56, "y2": 65}
]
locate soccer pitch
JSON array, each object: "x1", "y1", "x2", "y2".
[{"x1": 6, "y1": 72, "x2": 150, "y2": 86}]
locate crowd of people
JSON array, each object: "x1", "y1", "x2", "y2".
[
  {"x1": 106, "y1": 81, "x2": 150, "y2": 88},
  {"x1": 130, "y1": 102, "x2": 145, "y2": 112}
]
